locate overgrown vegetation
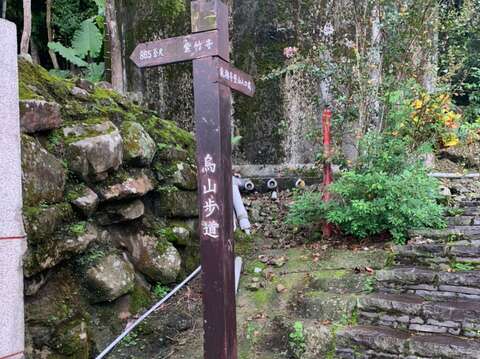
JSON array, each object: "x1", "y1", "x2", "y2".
[
  {"x1": 48, "y1": 0, "x2": 105, "y2": 81},
  {"x1": 288, "y1": 134, "x2": 446, "y2": 244}
]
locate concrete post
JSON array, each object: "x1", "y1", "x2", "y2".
[{"x1": 0, "y1": 19, "x2": 27, "y2": 359}]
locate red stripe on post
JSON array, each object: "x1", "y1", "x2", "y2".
[
  {"x1": 0, "y1": 351, "x2": 24, "y2": 359},
  {"x1": 0, "y1": 236, "x2": 26, "y2": 241}
]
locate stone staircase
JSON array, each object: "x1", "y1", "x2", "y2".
[{"x1": 336, "y1": 178, "x2": 480, "y2": 358}]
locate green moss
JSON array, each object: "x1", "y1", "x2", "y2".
[
  {"x1": 18, "y1": 58, "x2": 73, "y2": 101},
  {"x1": 252, "y1": 288, "x2": 273, "y2": 307},
  {"x1": 66, "y1": 184, "x2": 88, "y2": 202},
  {"x1": 50, "y1": 317, "x2": 90, "y2": 357},
  {"x1": 129, "y1": 284, "x2": 153, "y2": 314},
  {"x1": 23, "y1": 203, "x2": 74, "y2": 244},
  {"x1": 155, "y1": 238, "x2": 170, "y2": 255},
  {"x1": 62, "y1": 118, "x2": 117, "y2": 145},
  {"x1": 139, "y1": 116, "x2": 195, "y2": 155}
]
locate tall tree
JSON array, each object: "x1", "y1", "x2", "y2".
[
  {"x1": 20, "y1": 0, "x2": 31, "y2": 54},
  {"x1": 105, "y1": 0, "x2": 124, "y2": 92},
  {"x1": 46, "y1": 0, "x2": 59, "y2": 69}
]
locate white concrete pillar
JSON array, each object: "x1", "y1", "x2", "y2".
[{"x1": 0, "y1": 19, "x2": 27, "y2": 359}]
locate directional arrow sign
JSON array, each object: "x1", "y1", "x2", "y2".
[
  {"x1": 130, "y1": 30, "x2": 228, "y2": 68},
  {"x1": 214, "y1": 58, "x2": 255, "y2": 97}
]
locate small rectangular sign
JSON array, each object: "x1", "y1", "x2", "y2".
[
  {"x1": 131, "y1": 30, "x2": 224, "y2": 68},
  {"x1": 214, "y1": 58, "x2": 255, "y2": 97}
]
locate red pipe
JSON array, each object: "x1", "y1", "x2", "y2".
[
  {"x1": 0, "y1": 351, "x2": 24, "y2": 359},
  {"x1": 0, "y1": 236, "x2": 26, "y2": 241},
  {"x1": 322, "y1": 108, "x2": 333, "y2": 238}
]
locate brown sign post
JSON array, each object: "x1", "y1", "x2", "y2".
[{"x1": 131, "y1": 1, "x2": 255, "y2": 358}]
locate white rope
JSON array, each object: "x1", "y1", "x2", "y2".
[{"x1": 95, "y1": 266, "x2": 202, "y2": 359}]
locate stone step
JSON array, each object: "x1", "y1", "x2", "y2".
[
  {"x1": 447, "y1": 216, "x2": 480, "y2": 227},
  {"x1": 357, "y1": 293, "x2": 480, "y2": 338},
  {"x1": 458, "y1": 201, "x2": 480, "y2": 208},
  {"x1": 395, "y1": 240, "x2": 480, "y2": 269},
  {"x1": 408, "y1": 226, "x2": 480, "y2": 242},
  {"x1": 376, "y1": 266, "x2": 480, "y2": 301},
  {"x1": 336, "y1": 325, "x2": 480, "y2": 359}
]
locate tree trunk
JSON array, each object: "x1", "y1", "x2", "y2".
[
  {"x1": 423, "y1": 5, "x2": 439, "y2": 93},
  {"x1": 30, "y1": 38, "x2": 40, "y2": 64},
  {"x1": 368, "y1": 2, "x2": 383, "y2": 130},
  {"x1": 1, "y1": 0, "x2": 7, "y2": 19},
  {"x1": 20, "y1": 0, "x2": 31, "y2": 54},
  {"x1": 46, "y1": 0, "x2": 59, "y2": 69},
  {"x1": 105, "y1": 0, "x2": 124, "y2": 93}
]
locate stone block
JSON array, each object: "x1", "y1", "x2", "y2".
[
  {"x1": 64, "y1": 121, "x2": 123, "y2": 181},
  {"x1": 97, "y1": 169, "x2": 155, "y2": 201},
  {"x1": 19, "y1": 100, "x2": 62, "y2": 133}
]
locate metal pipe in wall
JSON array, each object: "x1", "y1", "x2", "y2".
[{"x1": 0, "y1": 19, "x2": 27, "y2": 359}]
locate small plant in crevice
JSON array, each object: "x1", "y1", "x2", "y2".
[
  {"x1": 246, "y1": 322, "x2": 260, "y2": 346},
  {"x1": 288, "y1": 321, "x2": 306, "y2": 359},
  {"x1": 121, "y1": 332, "x2": 139, "y2": 348},
  {"x1": 77, "y1": 248, "x2": 106, "y2": 267},
  {"x1": 152, "y1": 284, "x2": 170, "y2": 299},
  {"x1": 69, "y1": 221, "x2": 87, "y2": 236},
  {"x1": 363, "y1": 277, "x2": 377, "y2": 294},
  {"x1": 450, "y1": 261, "x2": 476, "y2": 272}
]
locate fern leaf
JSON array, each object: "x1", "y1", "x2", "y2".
[
  {"x1": 48, "y1": 42, "x2": 88, "y2": 67},
  {"x1": 85, "y1": 62, "x2": 105, "y2": 83},
  {"x1": 72, "y1": 20, "x2": 103, "y2": 59}
]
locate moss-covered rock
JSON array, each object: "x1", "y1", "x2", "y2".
[
  {"x1": 23, "y1": 203, "x2": 73, "y2": 244},
  {"x1": 96, "y1": 169, "x2": 156, "y2": 202},
  {"x1": 69, "y1": 186, "x2": 99, "y2": 218},
  {"x1": 121, "y1": 121, "x2": 157, "y2": 166},
  {"x1": 24, "y1": 223, "x2": 99, "y2": 277},
  {"x1": 153, "y1": 188, "x2": 198, "y2": 218},
  {"x1": 49, "y1": 317, "x2": 91, "y2": 358},
  {"x1": 108, "y1": 225, "x2": 182, "y2": 283},
  {"x1": 63, "y1": 120, "x2": 123, "y2": 182},
  {"x1": 164, "y1": 162, "x2": 197, "y2": 190},
  {"x1": 21, "y1": 134, "x2": 66, "y2": 206},
  {"x1": 96, "y1": 199, "x2": 145, "y2": 226},
  {"x1": 85, "y1": 253, "x2": 136, "y2": 303}
]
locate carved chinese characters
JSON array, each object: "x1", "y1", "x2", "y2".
[{"x1": 201, "y1": 154, "x2": 221, "y2": 239}]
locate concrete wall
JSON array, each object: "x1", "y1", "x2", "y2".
[{"x1": 0, "y1": 19, "x2": 26, "y2": 359}]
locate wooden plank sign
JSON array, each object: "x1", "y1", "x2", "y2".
[
  {"x1": 215, "y1": 58, "x2": 255, "y2": 97},
  {"x1": 130, "y1": 30, "x2": 228, "y2": 68}
]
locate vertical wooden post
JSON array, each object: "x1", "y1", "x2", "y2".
[
  {"x1": 191, "y1": 2, "x2": 237, "y2": 358},
  {"x1": 0, "y1": 19, "x2": 26, "y2": 359},
  {"x1": 193, "y1": 58, "x2": 237, "y2": 359}
]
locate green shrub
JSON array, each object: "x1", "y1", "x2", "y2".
[
  {"x1": 288, "y1": 134, "x2": 446, "y2": 244},
  {"x1": 152, "y1": 284, "x2": 169, "y2": 299},
  {"x1": 288, "y1": 321, "x2": 306, "y2": 359}
]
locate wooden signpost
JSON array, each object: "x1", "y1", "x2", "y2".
[{"x1": 131, "y1": 1, "x2": 255, "y2": 358}]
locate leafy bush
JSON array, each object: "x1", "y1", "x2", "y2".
[
  {"x1": 152, "y1": 284, "x2": 169, "y2": 299},
  {"x1": 288, "y1": 134, "x2": 446, "y2": 244},
  {"x1": 384, "y1": 81, "x2": 464, "y2": 149},
  {"x1": 288, "y1": 321, "x2": 306, "y2": 359},
  {"x1": 48, "y1": 0, "x2": 105, "y2": 81}
]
